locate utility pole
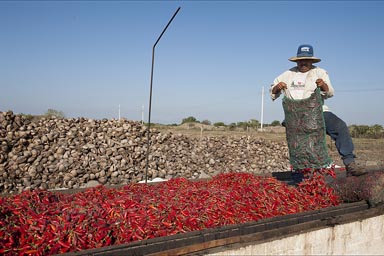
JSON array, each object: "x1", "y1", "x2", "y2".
[
  {"x1": 118, "y1": 104, "x2": 121, "y2": 121},
  {"x1": 261, "y1": 86, "x2": 264, "y2": 131},
  {"x1": 141, "y1": 105, "x2": 144, "y2": 124}
]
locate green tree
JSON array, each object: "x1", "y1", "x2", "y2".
[
  {"x1": 45, "y1": 109, "x2": 65, "y2": 118},
  {"x1": 349, "y1": 125, "x2": 359, "y2": 137},
  {"x1": 228, "y1": 123, "x2": 236, "y2": 131},
  {"x1": 248, "y1": 119, "x2": 260, "y2": 129},
  {"x1": 236, "y1": 121, "x2": 248, "y2": 131},
  {"x1": 271, "y1": 120, "x2": 281, "y2": 126},
  {"x1": 201, "y1": 119, "x2": 211, "y2": 125},
  {"x1": 356, "y1": 125, "x2": 370, "y2": 137},
  {"x1": 213, "y1": 122, "x2": 226, "y2": 127},
  {"x1": 367, "y1": 124, "x2": 384, "y2": 138},
  {"x1": 349, "y1": 124, "x2": 381, "y2": 138},
  {"x1": 181, "y1": 116, "x2": 198, "y2": 124}
]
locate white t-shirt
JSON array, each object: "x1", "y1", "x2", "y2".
[
  {"x1": 290, "y1": 72, "x2": 308, "y2": 100},
  {"x1": 270, "y1": 66, "x2": 334, "y2": 111}
]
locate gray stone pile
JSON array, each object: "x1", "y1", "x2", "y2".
[{"x1": 0, "y1": 111, "x2": 290, "y2": 194}]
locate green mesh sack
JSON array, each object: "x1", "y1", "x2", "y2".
[{"x1": 282, "y1": 88, "x2": 332, "y2": 170}]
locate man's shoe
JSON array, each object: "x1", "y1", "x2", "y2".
[{"x1": 346, "y1": 162, "x2": 368, "y2": 177}]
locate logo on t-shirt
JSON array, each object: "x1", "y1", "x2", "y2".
[
  {"x1": 291, "y1": 81, "x2": 305, "y2": 88},
  {"x1": 289, "y1": 72, "x2": 308, "y2": 99}
]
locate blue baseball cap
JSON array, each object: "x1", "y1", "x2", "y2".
[{"x1": 289, "y1": 44, "x2": 321, "y2": 63}]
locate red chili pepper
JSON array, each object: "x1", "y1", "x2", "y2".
[{"x1": 0, "y1": 172, "x2": 341, "y2": 254}]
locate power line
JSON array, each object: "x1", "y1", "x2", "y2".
[{"x1": 337, "y1": 88, "x2": 384, "y2": 93}]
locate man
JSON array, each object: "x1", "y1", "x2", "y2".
[{"x1": 270, "y1": 44, "x2": 366, "y2": 177}]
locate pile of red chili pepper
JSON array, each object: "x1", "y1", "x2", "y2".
[{"x1": 0, "y1": 171, "x2": 340, "y2": 255}]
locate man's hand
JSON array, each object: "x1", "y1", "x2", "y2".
[
  {"x1": 272, "y1": 82, "x2": 287, "y2": 94},
  {"x1": 315, "y1": 79, "x2": 329, "y2": 91}
]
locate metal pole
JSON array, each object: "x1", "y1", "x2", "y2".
[{"x1": 145, "y1": 7, "x2": 181, "y2": 183}]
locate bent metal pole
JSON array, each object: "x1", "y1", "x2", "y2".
[{"x1": 145, "y1": 7, "x2": 181, "y2": 183}]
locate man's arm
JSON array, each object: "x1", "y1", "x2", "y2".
[
  {"x1": 315, "y1": 68, "x2": 334, "y2": 98},
  {"x1": 270, "y1": 81, "x2": 287, "y2": 100},
  {"x1": 272, "y1": 82, "x2": 287, "y2": 94},
  {"x1": 270, "y1": 70, "x2": 291, "y2": 100}
]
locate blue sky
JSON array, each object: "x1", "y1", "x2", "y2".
[{"x1": 1, "y1": 1, "x2": 384, "y2": 126}]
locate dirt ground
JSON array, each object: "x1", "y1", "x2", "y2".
[{"x1": 155, "y1": 124, "x2": 384, "y2": 170}]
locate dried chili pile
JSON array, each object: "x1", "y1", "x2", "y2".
[{"x1": 0, "y1": 171, "x2": 339, "y2": 255}]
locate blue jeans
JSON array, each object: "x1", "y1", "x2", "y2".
[{"x1": 323, "y1": 111, "x2": 355, "y2": 166}]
